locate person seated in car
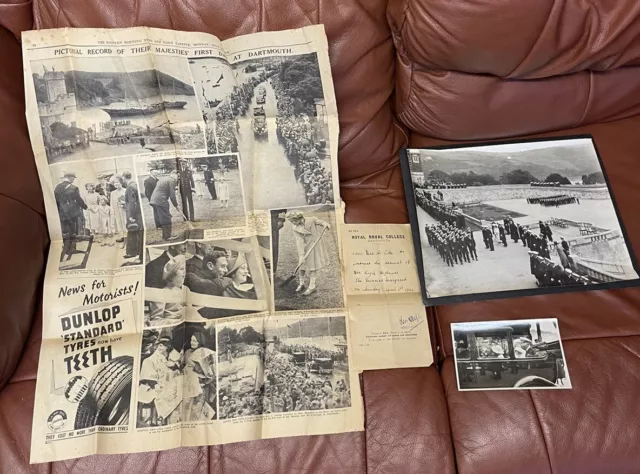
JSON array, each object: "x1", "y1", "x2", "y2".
[{"x1": 455, "y1": 339, "x2": 470, "y2": 359}]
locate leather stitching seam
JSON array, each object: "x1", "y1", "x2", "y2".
[
  {"x1": 529, "y1": 392, "x2": 554, "y2": 473},
  {"x1": 506, "y1": 0, "x2": 555, "y2": 78},
  {"x1": 577, "y1": 70, "x2": 594, "y2": 126},
  {"x1": 0, "y1": 191, "x2": 47, "y2": 224}
]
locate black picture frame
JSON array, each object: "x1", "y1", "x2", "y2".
[{"x1": 399, "y1": 134, "x2": 640, "y2": 306}]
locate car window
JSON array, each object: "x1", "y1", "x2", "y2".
[
  {"x1": 513, "y1": 338, "x2": 546, "y2": 359},
  {"x1": 477, "y1": 336, "x2": 508, "y2": 359}
]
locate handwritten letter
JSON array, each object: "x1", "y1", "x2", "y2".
[
  {"x1": 343, "y1": 224, "x2": 420, "y2": 295},
  {"x1": 342, "y1": 224, "x2": 432, "y2": 371}
]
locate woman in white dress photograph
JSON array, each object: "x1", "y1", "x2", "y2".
[
  {"x1": 109, "y1": 176, "x2": 127, "y2": 249},
  {"x1": 193, "y1": 166, "x2": 207, "y2": 200},
  {"x1": 96, "y1": 195, "x2": 113, "y2": 247},
  {"x1": 216, "y1": 169, "x2": 230, "y2": 208},
  {"x1": 285, "y1": 210, "x2": 330, "y2": 296},
  {"x1": 83, "y1": 183, "x2": 100, "y2": 239}
]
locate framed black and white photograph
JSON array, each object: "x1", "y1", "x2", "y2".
[
  {"x1": 188, "y1": 53, "x2": 334, "y2": 210},
  {"x1": 32, "y1": 55, "x2": 200, "y2": 164},
  {"x1": 136, "y1": 323, "x2": 185, "y2": 428},
  {"x1": 271, "y1": 205, "x2": 344, "y2": 312},
  {"x1": 452, "y1": 319, "x2": 571, "y2": 391},
  {"x1": 50, "y1": 157, "x2": 145, "y2": 270},
  {"x1": 401, "y1": 136, "x2": 640, "y2": 305},
  {"x1": 217, "y1": 320, "x2": 266, "y2": 420},
  {"x1": 183, "y1": 237, "x2": 270, "y2": 320},
  {"x1": 143, "y1": 242, "x2": 187, "y2": 327},
  {"x1": 263, "y1": 315, "x2": 351, "y2": 413}
]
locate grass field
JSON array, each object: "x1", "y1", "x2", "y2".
[
  {"x1": 437, "y1": 184, "x2": 610, "y2": 205},
  {"x1": 462, "y1": 203, "x2": 526, "y2": 221},
  {"x1": 139, "y1": 168, "x2": 246, "y2": 244}
]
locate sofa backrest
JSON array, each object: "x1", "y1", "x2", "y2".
[{"x1": 388, "y1": 0, "x2": 640, "y2": 140}]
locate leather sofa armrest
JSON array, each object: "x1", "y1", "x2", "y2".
[{"x1": 0, "y1": 26, "x2": 48, "y2": 390}]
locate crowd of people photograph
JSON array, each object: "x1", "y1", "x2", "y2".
[
  {"x1": 414, "y1": 192, "x2": 467, "y2": 228},
  {"x1": 531, "y1": 195, "x2": 580, "y2": 206},
  {"x1": 273, "y1": 97, "x2": 334, "y2": 205},
  {"x1": 530, "y1": 253, "x2": 592, "y2": 287},
  {"x1": 262, "y1": 316, "x2": 350, "y2": 413},
  {"x1": 190, "y1": 53, "x2": 335, "y2": 210}
]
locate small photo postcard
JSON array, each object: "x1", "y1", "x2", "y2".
[
  {"x1": 400, "y1": 136, "x2": 640, "y2": 306},
  {"x1": 451, "y1": 318, "x2": 571, "y2": 391}
]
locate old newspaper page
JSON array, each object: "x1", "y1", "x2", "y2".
[
  {"x1": 23, "y1": 25, "x2": 362, "y2": 463},
  {"x1": 342, "y1": 224, "x2": 433, "y2": 371}
]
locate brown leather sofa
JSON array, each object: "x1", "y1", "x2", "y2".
[{"x1": 1, "y1": 1, "x2": 639, "y2": 473}]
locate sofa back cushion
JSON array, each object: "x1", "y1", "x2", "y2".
[{"x1": 388, "y1": 0, "x2": 640, "y2": 140}]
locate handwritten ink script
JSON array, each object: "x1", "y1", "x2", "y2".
[{"x1": 343, "y1": 225, "x2": 420, "y2": 294}]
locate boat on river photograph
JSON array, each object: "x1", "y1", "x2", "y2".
[{"x1": 32, "y1": 54, "x2": 203, "y2": 163}]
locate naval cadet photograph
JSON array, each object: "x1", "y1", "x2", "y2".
[
  {"x1": 32, "y1": 54, "x2": 200, "y2": 164},
  {"x1": 452, "y1": 318, "x2": 571, "y2": 391},
  {"x1": 188, "y1": 52, "x2": 334, "y2": 210},
  {"x1": 403, "y1": 137, "x2": 639, "y2": 304}
]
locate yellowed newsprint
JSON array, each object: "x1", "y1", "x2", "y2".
[{"x1": 23, "y1": 25, "x2": 363, "y2": 463}]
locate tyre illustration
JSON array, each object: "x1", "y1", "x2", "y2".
[{"x1": 74, "y1": 356, "x2": 134, "y2": 429}]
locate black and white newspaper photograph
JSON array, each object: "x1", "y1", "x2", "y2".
[
  {"x1": 182, "y1": 321, "x2": 217, "y2": 422},
  {"x1": 263, "y1": 315, "x2": 351, "y2": 413},
  {"x1": 137, "y1": 154, "x2": 247, "y2": 245},
  {"x1": 452, "y1": 318, "x2": 571, "y2": 391},
  {"x1": 144, "y1": 242, "x2": 187, "y2": 327},
  {"x1": 271, "y1": 205, "x2": 344, "y2": 311},
  {"x1": 189, "y1": 52, "x2": 334, "y2": 210},
  {"x1": 136, "y1": 157, "x2": 186, "y2": 244},
  {"x1": 184, "y1": 238, "x2": 270, "y2": 319},
  {"x1": 50, "y1": 157, "x2": 145, "y2": 269},
  {"x1": 403, "y1": 137, "x2": 640, "y2": 304},
  {"x1": 32, "y1": 55, "x2": 197, "y2": 164},
  {"x1": 137, "y1": 323, "x2": 185, "y2": 428},
  {"x1": 175, "y1": 154, "x2": 247, "y2": 230},
  {"x1": 217, "y1": 319, "x2": 266, "y2": 420}
]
